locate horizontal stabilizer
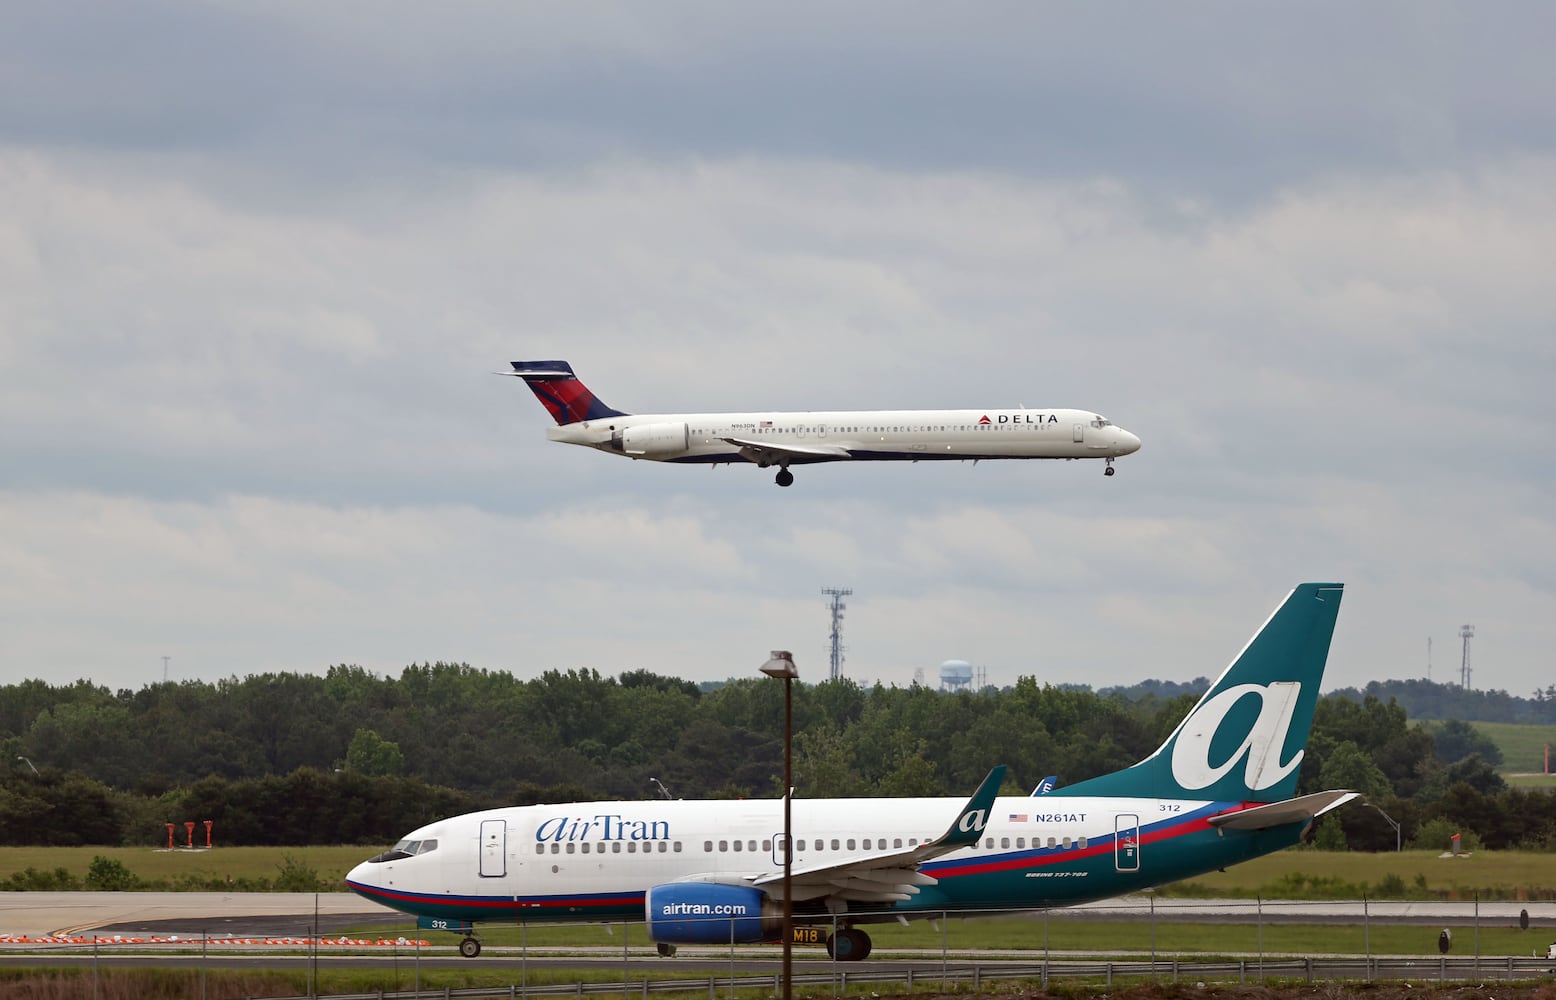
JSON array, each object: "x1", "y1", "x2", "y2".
[
  {"x1": 505, "y1": 360, "x2": 577, "y2": 380},
  {"x1": 1207, "y1": 790, "x2": 1358, "y2": 831}
]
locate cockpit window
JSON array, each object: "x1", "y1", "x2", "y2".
[
  {"x1": 369, "y1": 838, "x2": 440, "y2": 863},
  {"x1": 1091, "y1": 416, "x2": 1111, "y2": 428},
  {"x1": 394, "y1": 839, "x2": 438, "y2": 856}
]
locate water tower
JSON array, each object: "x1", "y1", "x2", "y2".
[{"x1": 940, "y1": 660, "x2": 974, "y2": 692}]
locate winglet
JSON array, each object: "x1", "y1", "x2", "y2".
[{"x1": 927, "y1": 765, "x2": 1006, "y2": 851}]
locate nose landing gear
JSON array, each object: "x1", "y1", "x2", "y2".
[{"x1": 1104, "y1": 458, "x2": 1116, "y2": 477}]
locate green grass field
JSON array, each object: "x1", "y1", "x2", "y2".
[
  {"x1": 1417, "y1": 720, "x2": 1556, "y2": 777},
  {"x1": 3, "y1": 845, "x2": 1553, "y2": 901},
  {"x1": 368, "y1": 912, "x2": 1556, "y2": 959},
  {"x1": 1473, "y1": 721, "x2": 1556, "y2": 775},
  {"x1": 1160, "y1": 848, "x2": 1556, "y2": 899},
  {"x1": 0, "y1": 845, "x2": 369, "y2": 885}
]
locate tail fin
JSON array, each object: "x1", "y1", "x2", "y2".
[
  {"x1": 505, "y1": 360, "x2": 627, "y2": 425},
  {"x1": 1048, "y1": 583, "x2": 1344, "y2": 803}
]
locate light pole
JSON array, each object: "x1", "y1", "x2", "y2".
[
  {"x1": 16, "y1": 756, "x2": 38, "y2": 775},
  {"x1": 759, "y1": 650, "x2": 798, "y2": 1000},
  {"x1": 1366, "y1": 802, "x2": 1402, "y2": 852}
]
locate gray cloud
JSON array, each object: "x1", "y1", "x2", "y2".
[
  {"x1": 1, "y1": 4, "x2": 1553, "y2": 699},
  {"x1": 6, "y1": 3, "x2": 1554, "y2": 193}
]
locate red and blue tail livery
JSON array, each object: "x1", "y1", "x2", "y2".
[
  {"x1": 348, "y1": 584, "x2": 1355, "y2": 961},
  {"x1": 509, "y1": 361, "x2": 627, "y2": 425},
  {"x1": 501, "y1": 358, "x2": 1140, "y2": 487}
]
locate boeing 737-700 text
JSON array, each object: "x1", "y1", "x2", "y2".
[
  {"x1": 348, "y1": 583, "x2": 1354, "y2": 960},
  {"x1": 501, "y1": 360, "x2": 1141, "y2": 486}
]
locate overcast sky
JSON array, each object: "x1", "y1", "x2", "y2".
[{"x1": 3, "y1": 2, "x2": 1553, "y2": 701}]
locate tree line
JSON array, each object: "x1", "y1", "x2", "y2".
[
  {"x1": 0, "y1": 665, "x2": 1549, "y2": 851},
  {"x1": 1327, "y1": 677, "x2": 1556, "y2": 725}
]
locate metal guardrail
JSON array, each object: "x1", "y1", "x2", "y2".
[
  {"x1": 12, "y1": 898, "x2": 1551, "y2": 998},
  {"x1": 242, "y1": 955, "x2": 1556, "y2": 1000}
]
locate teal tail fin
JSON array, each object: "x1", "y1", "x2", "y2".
[{"x1": 1047, "y1": 583, "x2": 1344, "y2": 803}]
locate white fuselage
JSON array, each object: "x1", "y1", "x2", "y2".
[
  {"x1": 547, "y1": 408, "x2": 1141, "y2": 465},
  {"x1": 346, "y1": 791, "x2": 1250, "y2": 925}
]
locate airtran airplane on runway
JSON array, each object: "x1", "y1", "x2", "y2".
[
  {"x1": 348, "y1": 583, "x2": 1354, "y2": 960},
  {"x1": 500, "y1": 360, "x2": 1141, "y2": 487}
]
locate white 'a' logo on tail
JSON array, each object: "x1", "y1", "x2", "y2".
[
  {"x1": 957, "y1": 809, "x2": 988, "y2": 834},
  {"x1": 1170, "y1": 682, "x2": 1304, "y2": 792}
]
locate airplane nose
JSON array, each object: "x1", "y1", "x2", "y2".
[{"x1": 1118, "y1": 430, "x2": 1142, "y2": 455}]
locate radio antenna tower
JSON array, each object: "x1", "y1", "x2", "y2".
[
  {"x1": 822, "y1": 587, "x2": 852, "y2": 682},
  {"x1": 1459, "y1": 624, "x2": 1475, "y2": 689}
]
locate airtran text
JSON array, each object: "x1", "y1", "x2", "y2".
[{"x1": 535, "y1": 815, "x2": 671, "y2": 843}]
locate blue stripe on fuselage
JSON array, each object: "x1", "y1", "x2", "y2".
[
  {"x1": 924, "y1": 801, "x2": 1229, "y2": 880},
  {"x1": 350, "y1": 801, "x2": 1259, "y2": 923}
]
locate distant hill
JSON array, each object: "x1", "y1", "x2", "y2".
[
  {"x1": 1096, "y1": 675, "x2": 1556, "y2": 727},
  {"x1": 1096, "y1": 677, "x2": 1211, "y2": 701},
  {"x1": 1327, "y1": 678, "x2": 1556, "y2": 725}
]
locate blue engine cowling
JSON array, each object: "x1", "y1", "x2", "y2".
[{"x1": 644, "y1": 884, "x2": 781, "y2": 945}]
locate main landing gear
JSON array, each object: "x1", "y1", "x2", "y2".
[
  {"x1": 458, "y1": 934, "x2": 482, "y2": 958},
  {"x1": 1104, "y1": 457, "x2": 1117, "y2": 477},
  {"x1": 825, "y1": 927, "x2": 872, "y2": 961},
  {"x1": 774, "y1": 468, "x2": 795, "y2": 488}
]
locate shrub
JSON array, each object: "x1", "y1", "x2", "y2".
[
  {"x1": 273, "y1": 853, "x2": 322, "y2": 892},
  {"x1": 1371, "y1": 872, "x2": 1408, "y2": 898},
  {"x1": 84, "y1": 855, "x2": 139, "y2": 891},
  {"x1": 1408, "y1": 817, "x2": 1483, "y2": 853},
  {"x1": 3, "y1": 866, "x2": 80, "y2": 891}
]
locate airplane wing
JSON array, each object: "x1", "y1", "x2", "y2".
[
  {"x1": 750, "y1": 766, "x2": 1007, "y2": 905},
  {"x1": 1207, "y1": 790, "x2": 1358, "y2": 831},
  {"x1": 721, "y1": 437, "x2": 854, "y2": 464}
]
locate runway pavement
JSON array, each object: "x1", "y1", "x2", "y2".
[{"x1": 0, "y1": 891, "x2": 406, "y2": 938}]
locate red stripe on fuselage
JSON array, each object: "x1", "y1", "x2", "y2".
[
  {"x1": 928, "y1": 812, "x2": 1218, "y2": 880},
  {"x1": 349, "y1": 881, "x2": 644, "y2": 914}
]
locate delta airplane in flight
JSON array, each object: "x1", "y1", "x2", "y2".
[
  {"x1": 348, "y1": 583, "x2": 1355, "y2": 961},
  {"x1": 501, "y1": 360, "x2": 1141, "y2": 487}
]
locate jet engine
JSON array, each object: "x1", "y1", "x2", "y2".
[
  {"x1": 643, "y1": 884, "x2": 781, "y2": 944},
  {"x1": 612, "y1": 422, "x2": 690, "y2": 458}
]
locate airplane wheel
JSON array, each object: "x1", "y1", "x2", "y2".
[
  {"x1": 1104, "y1": 466, "x2": 1116, "y2": 477},
  {"x1": 775, "y1": 469, "x2": 794, "y2": 487},
  {"x1": 826, "y1": 928, "x2": 872, "y2": 962},
  {"x1": 459, "y1": 936, "x2": 481, "y2": 958},
  {"x1": 656, "y1": 942, "x2": 677, "y2": 957}
]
